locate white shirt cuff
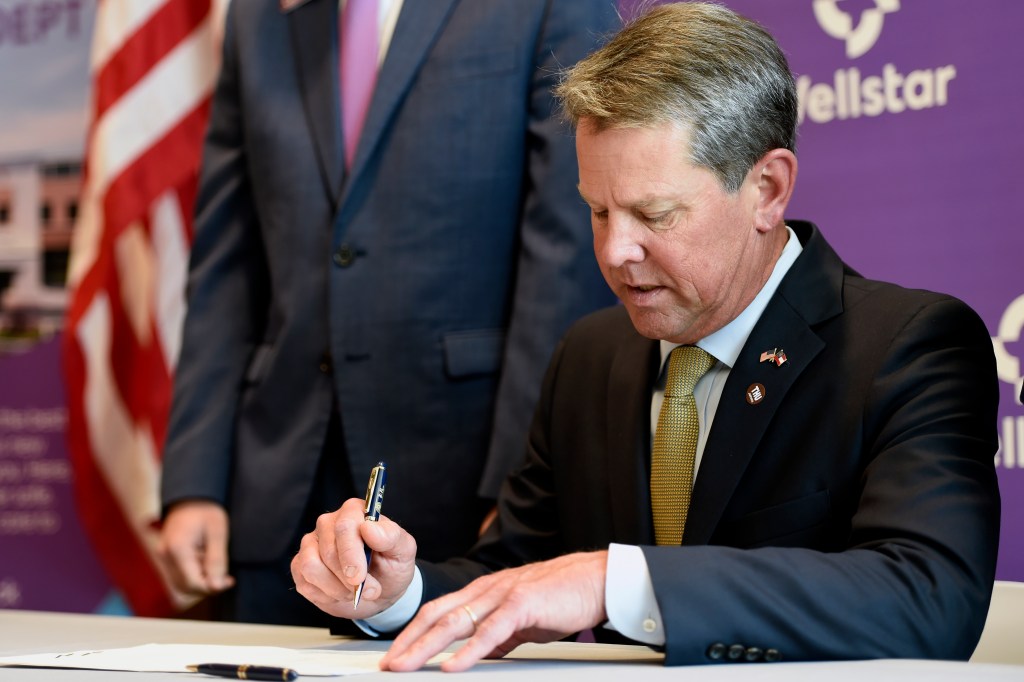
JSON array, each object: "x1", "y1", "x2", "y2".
[
  {"x1": 355, "y1": 566, "x2": 424, "y2": 636},
  {"x1": 604, "y1": 543, "x2": 665, "y2": 646}
]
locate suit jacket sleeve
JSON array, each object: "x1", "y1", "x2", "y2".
[
  {"x1": 643, "y1": 294, "x2": 1001, "y2": 664},
  {"x1": 160, "y1": 2, "x2": 269, "y2": 510},
  {"x1": 478, "y1": 0, "x2": 619, "y2": 497}
]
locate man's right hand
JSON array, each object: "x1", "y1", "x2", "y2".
[
  {"x1": 158, "y1": 500, "x2": 235, "y2": 595},
  {"x1": 291, "y1": 497, "x2": 418, "y2": 619}
]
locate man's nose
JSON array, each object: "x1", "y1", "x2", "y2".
[{"x1": 596, "y1": 217, "x2": 645, "y2": 268}]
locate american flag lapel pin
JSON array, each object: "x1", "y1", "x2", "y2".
[{"x1": 760, "y1": 348, "x2": 788, "y2": 367}]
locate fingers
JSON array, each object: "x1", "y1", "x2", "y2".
[
  {"x1": 161, "y1": 535, "x2": 208, "y2": 594},
  {"x1": 314, "y1": 499, "x2": 366, "y2": 588},
  {"x1": 381, "y1": 580, "x2": 495, "y2": 671},
  {"x1": 380, "y1": 569, "x2": 499, "y2": 671},
  {"x1": 200, "y1": 512, "x2": 234, "y2": 591},
  {"x1": 158, "y1": 502, "x2": 233, "y2": 595},
  {"x1": 439, "y1": 603, "x2": 519, "y2": 673},
  {"x1": 293, "y1": 531, "x2": 349, "y2": 601},
  {"x1": 381, "y1": 551, "x2": 610, "y2": 672},
  {"x1": 318, "y1": 499, "x2": 406, "y2": 588},
  {"x1": 291, "y1": 499, "x2": 418, "y2": 618}
]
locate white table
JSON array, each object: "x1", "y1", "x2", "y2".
[{"x1": 1, "y1": 609, "x2": 1021, "y2": 681}]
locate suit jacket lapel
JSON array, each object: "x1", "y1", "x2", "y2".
[
  {"x1": 684, "y1": 302, "x2": 823, "y2": 544},
  {"x1": 287, "y1": 0, "x2": 344, "y2": 207},
  {"x1": 685, "y1": 223, "x2": 845, "y2": 545},
  {"x1": 606, "y1": 330, "x2": 660, "y2": 545},
  {"x1": 339, "y1": 0, "x2": 460, "y2": 204}
]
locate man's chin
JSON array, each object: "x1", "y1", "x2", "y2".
[{"x1": 624, "y1": 308, "x2": 687, "y2": 342}]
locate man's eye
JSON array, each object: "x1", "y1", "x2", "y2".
[{"x1": 592, "y1": 209, "x2": 608, "y2": 221}]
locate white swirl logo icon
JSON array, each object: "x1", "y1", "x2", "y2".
[
  {"x1": 993, "y1": 294, "x2": 1024, "y2": 405},
  {"x1": 813, "y1": 0, "x2": 901, "y2": 59}
]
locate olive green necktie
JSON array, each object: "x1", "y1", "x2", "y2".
[{"x1": 652, "y1": 346, "x2": 715, "y2": 546}]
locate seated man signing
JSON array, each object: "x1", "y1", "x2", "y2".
[{"x1": 291, "y1": 1, "x2": 1000, "y2": 670}]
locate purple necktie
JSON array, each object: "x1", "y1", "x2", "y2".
[{"x1": 340, "y1": 0, "x2": 379, "y2": 168}]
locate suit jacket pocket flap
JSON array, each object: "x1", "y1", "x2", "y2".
[
  {"x1": 718, "y1": 489, "x2": 831, "y2": 548},
  {"x1": 420, "y1": 48, "x2": 517, "y2": 82},
  {"x1": 442, "y1": 329, "x2": 505, "y2": 378}
]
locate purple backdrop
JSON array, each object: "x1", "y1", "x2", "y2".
[{"x1": 0, "y1": 336, "x2": 110, "y2": 611}]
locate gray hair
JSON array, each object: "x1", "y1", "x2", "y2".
[{"x1": 555, "y1": 2, "x2": 797, "y2": 193}]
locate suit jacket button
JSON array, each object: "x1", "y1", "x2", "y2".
[
  {"x1": 318, "y1": 352, "x2": 333, "y2": 374},
  {"x1": 333, "y1": 244, "x2": 356, "y2": 267},
  {"x1": 764, "y1": 648, "x2": 781, "y2": 662},
  {"x1": 727, "y1": 644, "x2": 745, "y2": 661},
  {"x1": 744, "y1": 646, "x2": 763, "y2": 662},
  {"x1": 706, "y1": 643, "x2": 727, "y2": 660}
]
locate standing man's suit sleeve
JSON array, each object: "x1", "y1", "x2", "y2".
[
  {"x1": 478, "y1": 0, "x2": 619, "y2": 496},
  {"x1": 161, "y1": 7, "x2": 270, "y2": 510}
]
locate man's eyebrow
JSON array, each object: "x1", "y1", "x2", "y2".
[
  {"x1": 575, "y1": 185, "x2": 596, "y2": 206},
  {"x1": 577, "y1": 188, "x2": 672, "y2": 211}
]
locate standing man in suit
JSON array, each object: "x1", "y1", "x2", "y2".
[
  {"x1": 158, "y1": 0, "x2": 618, "y2": 625},
  {"x1": 291, "y1": 2, "x2": 1000, "y2": 668}
]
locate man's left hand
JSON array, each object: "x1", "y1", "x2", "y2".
[{"x1": 380, "y1": 550, "x2": 609, "y2": 672}]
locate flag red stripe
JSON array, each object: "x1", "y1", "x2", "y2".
[
  {"x1": 92, "y1": 0, "x2": 211, "y2": 120},
  {"x1": 102, "y1": 99, "x2": 211, "y2": 238}
]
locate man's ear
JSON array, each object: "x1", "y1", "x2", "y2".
[{"x1": 752, "y1": 148, "x2": 798, "y2": 233}]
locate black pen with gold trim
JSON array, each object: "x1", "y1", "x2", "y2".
[
  {"x1": 353, "y1": 461, "x2": 387, "y2": 608},
  {"x1": 187, "y1": 662, "x2": 297, "y2": 680}
]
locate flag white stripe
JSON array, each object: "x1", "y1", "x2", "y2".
[
  {"x1": 151, "y1": 191, "x2": 190, "y2": 371},
  {"x1": 77, "y1": 294, "x2": 162, "y2": 529},
  {"x1": 91, "y1": 0, "x2": 170, "y2": 72},
  {"x1": 66, "y1": 172, "x2": 103, "y2": 288},
  {"x1": 89, "y1": 19, "x2": 217, "y2": 197}
]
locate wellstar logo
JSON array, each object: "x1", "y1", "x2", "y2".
[
  {"x1": 799, "y1": 0, "x2": 956, "y2": 124},
  {"x1": 813, "y1": 0, "x2": 901, "y2": 59}
]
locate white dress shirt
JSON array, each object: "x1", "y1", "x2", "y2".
[{"x1": 605, "y1": 225, "x2": 802, "y2": 643}]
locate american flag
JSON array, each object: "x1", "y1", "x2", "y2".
[{"x1": 61, "y1": 0, "x2": 227, "y2": 616}]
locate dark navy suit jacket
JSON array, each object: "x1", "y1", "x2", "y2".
[
  {"x1": 161, "y1": 0, "x2": 618, "y2": 564},
  {"x1": 418, "y1": 222, "x2": 1001, "y2": 664}
]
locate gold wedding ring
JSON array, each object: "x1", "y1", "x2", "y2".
[{"x1": 462, "y1": 604, "x2": 479, "y2": 630}]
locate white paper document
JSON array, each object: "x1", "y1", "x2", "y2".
[{"x1": 0, "y1": 643, "x2": 389, "y2": 676}]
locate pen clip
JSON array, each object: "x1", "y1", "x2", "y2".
[{"x1": 362, "y1": 462, "x2": 386, "y2": 517}]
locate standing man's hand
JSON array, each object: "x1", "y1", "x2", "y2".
[
  {"x1": 380, "y1": 550, "x2": 608, "y2": 672},
  {"x1": 158, "y1": 500, "x2": 235, "y2": 595},
  {"x1": 291, "y1": 498, "x2": 419, "y2": 620}
]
